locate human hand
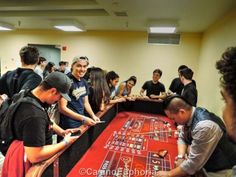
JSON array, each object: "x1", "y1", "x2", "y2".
[
  {"x1": 62, "y1": 128, "x2": 81, "y2": 137},
  {"x1": 126, "y1": 96, "x2": 136, "y2": 101},
  {"x1": 84, "y1": 117, "x2": 97, "y2": 126},
  {"x1": 63, "y1": 133, "x2": 78, "y2": 145},
  {"x1": 116, "y1": 97, "x2": 126, "y2": 102},
  {"x1": 174, "y1": 158, "x2": 185, "y2": 167},
  {"x1": 149, "y1": 94, "x2": 157, "y2": 99},
  {"x1": 92, "y1": 115, "x2": 100, "y2": 122}
]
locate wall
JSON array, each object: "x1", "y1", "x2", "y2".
[
  {"x1": 0, "y1": 30, "x2": 201, "y2": 94},
  {"x1": 197, "y1": 9, "x2": 236, "y2": 115}
]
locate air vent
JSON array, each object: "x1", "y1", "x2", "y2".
[
  {"x1": 148, "y1": 33, "x2": 180, "y2": 45},
  {"x1": 114, "y1": 11, "x2": 128, "y2": 17}
]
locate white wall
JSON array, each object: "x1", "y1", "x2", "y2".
[
  {"x1": 197, "y1": 9, "x2": 236, "y2": 115},
  {"x1": 0, "y1": 30, "x2": 202, "y2": 94}
]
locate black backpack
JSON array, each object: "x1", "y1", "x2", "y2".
[{"x1": 0, "y1": 90, "x2": 43, "y2": 155}]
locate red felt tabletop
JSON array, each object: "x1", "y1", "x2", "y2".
[{"x1": 68, "y1": 112, "x2": 178, "y2": 177}]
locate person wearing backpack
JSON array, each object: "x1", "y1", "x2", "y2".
[
  {"x1": 1, "y1": 72, "x2": 79, "y2": 177},
  {"x1": 0, "y1": 46, "x2": 42, "y2": 99}
]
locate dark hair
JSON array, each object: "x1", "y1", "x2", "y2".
[
  {"x1": 38, "y1": 57, "x2": 46, "y2": 65},
  {"x1": 83, "y1": 67, "x2": 93, "y2": 81},
  {"x1": 216, "y1": 47, "x2": 236, "y2": 104},
  {"x1": 19, "y1": 46, "x2": 39, "y2": 65},
  {"x1": 126, "y1": 76, "x2": 137, "y2": 85},
  {"x1": 163, "y1": 95, "x2": 192, "y2": 113},
  {"x1": 90, "y1": 67, "x2": 110, "y2": 109},
  {"x1": 59, "y1": 61, "x2": 66, "y2": 66},
  {"x1": 43, "y1": 62, "x2": 55, "y2": 78},
  {"x1": 153, "y1": 69, "x2": 162, "y2": 77},
  {"x1": 106, "y1": 71, "x2": 119, "y2": 84},
  {"x1": 178, "y1": 65, "x2": 188, "y2": 72},
  {"x1": 179, "y1": 68, "x2": 193, "y2": 80}
]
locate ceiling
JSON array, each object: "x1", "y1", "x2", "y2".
[{"x1": 0, "y1": 0, "x2": 235, "y2": 33}]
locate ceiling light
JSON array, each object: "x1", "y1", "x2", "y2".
[
  {"x1": 148, "y1": 19, "x2": 178, "y2": 34},
  {"x1": 54, "y1": 25, "x2": 83, "y2": 32},
  {"x1": 0, "y1": 22, "x2": 14, "y2": 31},
  {"x1": 53, "y1": 20, "x2": 85, "y2": 32},
  {"x1": 149, "y1": 27, "x2": 176, "y2": 33}
]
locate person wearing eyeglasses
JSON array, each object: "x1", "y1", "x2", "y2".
[
  {"x1": 140, "y1": 69, "x2": 166, "y2": 100},
  {"x1": 58, "y1": 56, "x2": 100, "y2": 129},
  {"x1": 156, "y1": 95, "x2": 235, "y2": 177}
]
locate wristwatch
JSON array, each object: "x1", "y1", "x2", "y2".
[{"x1": 175, "y1": 154, "x2": 185, "y2": 160}]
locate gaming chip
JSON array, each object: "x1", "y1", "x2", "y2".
[
  {"x1": 158, "y1": 149, "x2": 168, "y2": 158},
  {"x1": 138, "y1": 138, "x2": 143, "y2": 142},
  {"x1": 153, "y1": 165, "x2": 159, "y2": 171}
]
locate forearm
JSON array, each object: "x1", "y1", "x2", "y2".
[
  {"x1": 52, "y1": 122, "x2": 64, "y2": 137},
  {"x1": 84, "y1": 102, "x2": 96, "y2": 118},
  {"x1": 25, "y1": 141, "x2": 68, "y2": 163},
  {"x1": 178, "y1": 144, "x2": 188, "y2": 156},
  {"x1": 180, "y1": 121, "x2": 223, "y2": 174},
  {"x1": 168, "y1": 166, "x2": 188, "y2": 177},
  {"x1": 59, "y1": 106, "x2": 85, "y2": 121},
  {"x1": 99, "y1": 101, "x2": 106, "y2": 111}
]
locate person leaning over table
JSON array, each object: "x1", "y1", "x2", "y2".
[
  {"x1": 106, "y1": 71, "x2": 126, "y2": 104},
  {"x1": 156, "y1": 95, "x2": 236, "y2": 177},
  {"x1": 1, "y1": 72, "x2": 80, "y2": 177},
  {"x1": 116, "y1": 75, "x2": 137, "y2": 101},
  {"x1": 140, "y1": 68, "x2": 166, "y2": 100}
]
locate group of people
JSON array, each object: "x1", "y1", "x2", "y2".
[
  {"x1": 34, "y1": 57, "x2": 70, "y2": 80},
  {"x1": 156, "y1": 47, "x2": 236, "y2": 177},
  {"x1": 0, "y1": 45, "x2": 236, "y2": 177}
]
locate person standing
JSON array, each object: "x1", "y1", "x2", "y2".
[
  {"x1": 34, "y1": 57, "x2": 47, "y2": 79},
  {"x1": 179, "y1": 68, "x2": 197, "y2": 106},
  {"x1": 59, "y1": 56, "x2": 100, "y2": 129},
  {"x1": 0, "y1": 46, "x2": 42, "y2": 98},
  {"x1": 168, "y1": 65, "x2": 188, "y2": 95},
  {"x1": 2, "y1": 72, "x2": 79, "y2": 177},
  {"x1": 88, "y1": 67, "x2": 110, "y2": 113}
]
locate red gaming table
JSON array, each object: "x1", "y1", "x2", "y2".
[{"x1": 26, "y1": 99, "x2": 178, "y2": 177}]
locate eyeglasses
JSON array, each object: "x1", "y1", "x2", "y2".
[
  {"x1": 79, "y1": 56, "x2": 88, "y2": 61},
  {"x1": 72, "y1": 56, "x2": 89, "y2": 65}
]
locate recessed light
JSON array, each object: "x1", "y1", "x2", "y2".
[{"x1": 149, "y1": 27, "x2": 176, "y2": 33}]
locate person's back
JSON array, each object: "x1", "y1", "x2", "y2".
[
  {"x1": 88, "y1": 67, "x2": 110, "y2": 114},
  {"x1": 169, "y1": 65, "x2": 188, "y2": 95},
  {"x1": 0, "y1": 46, "x2": 42, "y2": 98},
  {"x1": 179, "y1": 68, "x2": 198, "y2": 106}
]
